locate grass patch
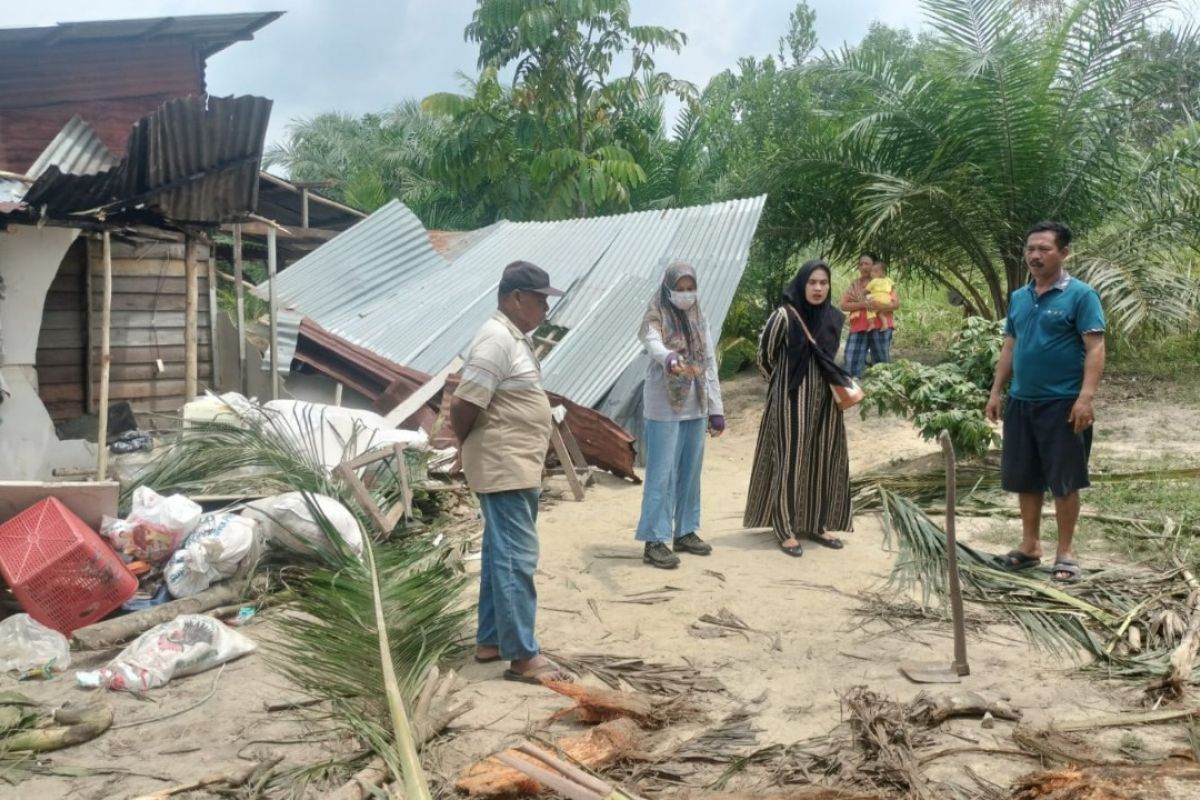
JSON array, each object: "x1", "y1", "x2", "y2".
[
  {"x1": 1106, "y1": 327, "x2": 1200, "y2": 383},
  {"x1": 1089, "y1": 474, "x2": 1200, "y2": 525}
]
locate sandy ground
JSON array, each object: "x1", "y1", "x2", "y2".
[{"x1": 8, "y1": 373, "x2": 1200, "y2": 799}]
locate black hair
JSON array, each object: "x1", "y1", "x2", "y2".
[
  {"x1": 858, "y1": 252, "x2": 878, "y2": 264},
  {"x1": 1026, "y1": 221, "x2": 1072, "y2": 250}
]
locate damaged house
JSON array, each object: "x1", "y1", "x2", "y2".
[
  {"x1": 257, "y1": 195, "x2": 766, "y2": 475},
  {"x1": 0, "y1": 12, "x2": 280, "y2": 478}
]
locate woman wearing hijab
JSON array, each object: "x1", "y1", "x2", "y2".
[
  {"x1": 635, "y1": 261, "x2": 726, "y2": 569},
  {"x1": 744, "y1": 259, "x2": 853, "y2": 557}
]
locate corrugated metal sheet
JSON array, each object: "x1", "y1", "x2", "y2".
[
  {"x1": 259, "y1": 200, "x2": 449, "y2": 348},
  {"x1": 21, "y1": 94, "x2": 272, "y2": 224},
  {"x1": 266, "y1": 196, "x2": 766, "y2": 433},
  {"x1": 26, "y1": 115, "x2": 118, "y2": 178},
  {"x1": 0, "y1": 13, "x2": 282, "y2": 58}
]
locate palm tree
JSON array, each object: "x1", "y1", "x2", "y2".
[
  {"x1": 265, "y1": 102, "x2": 485, "y2": 229},
  {"x1": 760, "y1": 0, "x2": 1200, "y2": 331}
]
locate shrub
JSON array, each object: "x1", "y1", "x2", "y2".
[{"x1": 860, "y1": 317, "x2": 1004, "y2": 457}]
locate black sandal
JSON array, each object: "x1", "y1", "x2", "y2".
[
  {"x1": 808, "y1": 533, "x2": 844, "y2": 550},
  {"x1": 779, "y1": 540, "x2": 804, "y2": 557}
]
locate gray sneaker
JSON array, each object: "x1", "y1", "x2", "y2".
[
  {"x1": 673, "y1": 532, "x2": 712, "y2": 555},
  {"x1": 643, "y1": 541, "x2": 680, "y2": 569}
]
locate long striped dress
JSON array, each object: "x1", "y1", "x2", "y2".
[{"x1": 743, "y1": 307, "x2": 852, "y2": 542}]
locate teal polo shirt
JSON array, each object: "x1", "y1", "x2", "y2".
[{"x1": 1005, "y1": 272, "x2": 1105, "y2": 401}]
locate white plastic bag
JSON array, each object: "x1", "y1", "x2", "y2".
[
  {"x1": 113, "y1": 487, "x2": 203, "y2": 564},
  {"x1": 0, "y1": 614, "x2": 71, "y2": 672},
  {"x1": 75, "y1": 614, "x2": 254, "y2": 692},
  {"x1": 242, "y1": 492, "x2": 364, "y2": 559},
  {"x1": 164, "y1": 514, "x2": 259, "y2": 598}
]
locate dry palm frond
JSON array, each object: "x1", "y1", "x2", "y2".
[
  {"x1": 852, "y1": 591, "x2": 988, "y2": 635},
  {"x1": 545, "y1": 652, "x2": 723, "y2": 695},
  {"x1": 840, "y1": 688, "x2": 935, "y2": 799},
  {"x1": 673, "y1": 710, "x2": 763, "y2": 763}
]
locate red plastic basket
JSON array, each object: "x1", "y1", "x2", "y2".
[{"x1": 0, "y1": 497, "x2": 137, "y2": 634}]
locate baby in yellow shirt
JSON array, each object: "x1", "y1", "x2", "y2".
[{"x1": 864, "y1": 262, "x2": 894, "y2": 326}]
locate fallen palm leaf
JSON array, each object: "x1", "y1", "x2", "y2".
[
  {"x1": 840, "y1": 688, "x2": 935, "y2": 800},
  {"x1": 672, "y1": 709, "x2": 762, "y2": 763},
  {"x1": 545, "y1": 652, "x2": 723, "y2": 695},
  {"x1": 543, "y1": 680, "x2": 694, "y2": 728},
  {"x1": 456, "y1": 718, "x2": 643, "y2": 797},
  {"x1": 266, "y1": 493, "x2": 469, "y2": 799},
  {"x1": 878, "y1": 488, "x2": 1200, "y2": 687},
  {"x1": 130, "y1": 757, "x2": 283, "y2": 800}
]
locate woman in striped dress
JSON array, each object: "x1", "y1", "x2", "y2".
[{"x1": 744, "y1": 259, "x2": 852, "y2": 557}]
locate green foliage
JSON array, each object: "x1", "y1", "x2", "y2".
[
  {"x1": 426, "y1": 0, "x2": 690, "y2": 220},
  {"x1": 717, "y1": 337, "x2": 757, "y2": 380},
  {"x1": 265, "y1": 102, "x2": 486, "y2": 229},
  {"x1": 751, "y1": 0, "x2": 1200, "y2": 333},
  {"x1": 944, "y1": 316, "x2": 1006, "y2": 389},
  {"x1": 860, "y1": 316, "x2": 1004, "y2": 456}
]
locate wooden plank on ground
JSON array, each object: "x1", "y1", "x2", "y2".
[{"x1": 0, "y1": 482, "x2": 119, "y2": 529}]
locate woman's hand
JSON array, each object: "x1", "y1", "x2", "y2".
[
  {"x1": 665, "y1": 352, "x2": 685, "y2": 375},
  {"x1": 708, "y1": 415, "x2": 726, "y2": 437}
]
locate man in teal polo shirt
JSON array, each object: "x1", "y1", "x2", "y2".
[{"x1": 985, "y1": 221, "x2": 1106, "y2": 582}]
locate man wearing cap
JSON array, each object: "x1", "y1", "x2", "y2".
[{"x1": 449, "y1": 260, "x2": 572, "y2": 684}]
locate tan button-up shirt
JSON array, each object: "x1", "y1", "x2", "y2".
[{"x1": 454, "y1": 312, "x2": 553, "y2": 493}]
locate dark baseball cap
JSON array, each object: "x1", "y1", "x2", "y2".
[{"x1": 498, "y1": 260, "x2": 564, "y2": 296}]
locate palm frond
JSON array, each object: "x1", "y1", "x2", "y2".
[
  {"x1": 877, "y1": 487, "x2": 1200, "y2": 682},
  {"x1": 266, "y1": 496, "x2": 469, "y2": 795}
]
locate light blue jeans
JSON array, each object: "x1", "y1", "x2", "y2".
[
  {"x1": 476, "y1": 489, "x2": 541, "y2": 661},
  {"x1": 635, "y1": 418, "x2": 707, "y2": 543}
]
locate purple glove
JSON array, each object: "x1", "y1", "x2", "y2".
[{"x1": 708, "y1": 415, "x2": 726, "y2": 433}]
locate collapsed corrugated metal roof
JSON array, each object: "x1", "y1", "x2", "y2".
[
  {"x1": 20, "y1": 94, "x2": 271, "y2": 224},
  {"x1": 263, "y1": 196, "x2": 766, "y2": 437},
  {"x1": 25, "y1": 115, "x2": 118, "y2": 179}
]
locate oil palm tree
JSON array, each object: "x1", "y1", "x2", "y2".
[{"x1": 762, "y1": 0, "x2": 1200, "y2": 331}]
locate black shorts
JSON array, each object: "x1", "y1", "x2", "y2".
[{"x1": 1000, "y1": 397, "x2": 1092, "y2": 497}]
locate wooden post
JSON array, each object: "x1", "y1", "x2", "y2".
[
  {"x1": 206, "y1": 241, "x2": 219, "y2": 393},
  {"x1": 267, "y1": 225, "x2": 279, "y2": 400},
  {"x1": 83, "y1": 237, "x2": 95, "y2": 413},
  {"x1": 334, "y1": 382, "x2": 344, "y2": 407},
  {"x1": 95, "y1": 232, "x2": 113, "y2": 481},
  {"x1": 232, "y1": 223, "x2": 247, "y2": 396},
  {"x1": 300, "y1": 188, "x2": 310, "y2": 229},
  {"x1": 184, "y1": 235, "x2": 199, "y2": 402}
]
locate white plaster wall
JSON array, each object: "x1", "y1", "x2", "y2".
[
  {"x1": 0, "y1": 225, "x2": 79, "y2": 365},
  {"x1": 0, "y1": 365, "x2": 94, "y2": 479},
  {"x1": 0, "y1": 225, "x2": 90, "y2": 479}
]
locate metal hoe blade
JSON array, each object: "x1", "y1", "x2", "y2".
[{"x1": 899, "y1": 430, "x2": 971, "y2": 684}]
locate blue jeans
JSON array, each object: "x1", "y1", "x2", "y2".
[
  {"x1": 635, "y1": 418, "x2": 707, "y2": 542},
  {"x1": 476, "y1": 489, "x2": 541, "y2": 661}
]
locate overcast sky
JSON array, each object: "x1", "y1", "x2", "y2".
[{"x1": 9, "y1": 1, "x2": 934, "y2": 148}]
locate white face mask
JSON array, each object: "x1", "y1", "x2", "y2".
[{"x1": 669, "y1": 290, "x2": 697, "y2": 310}]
